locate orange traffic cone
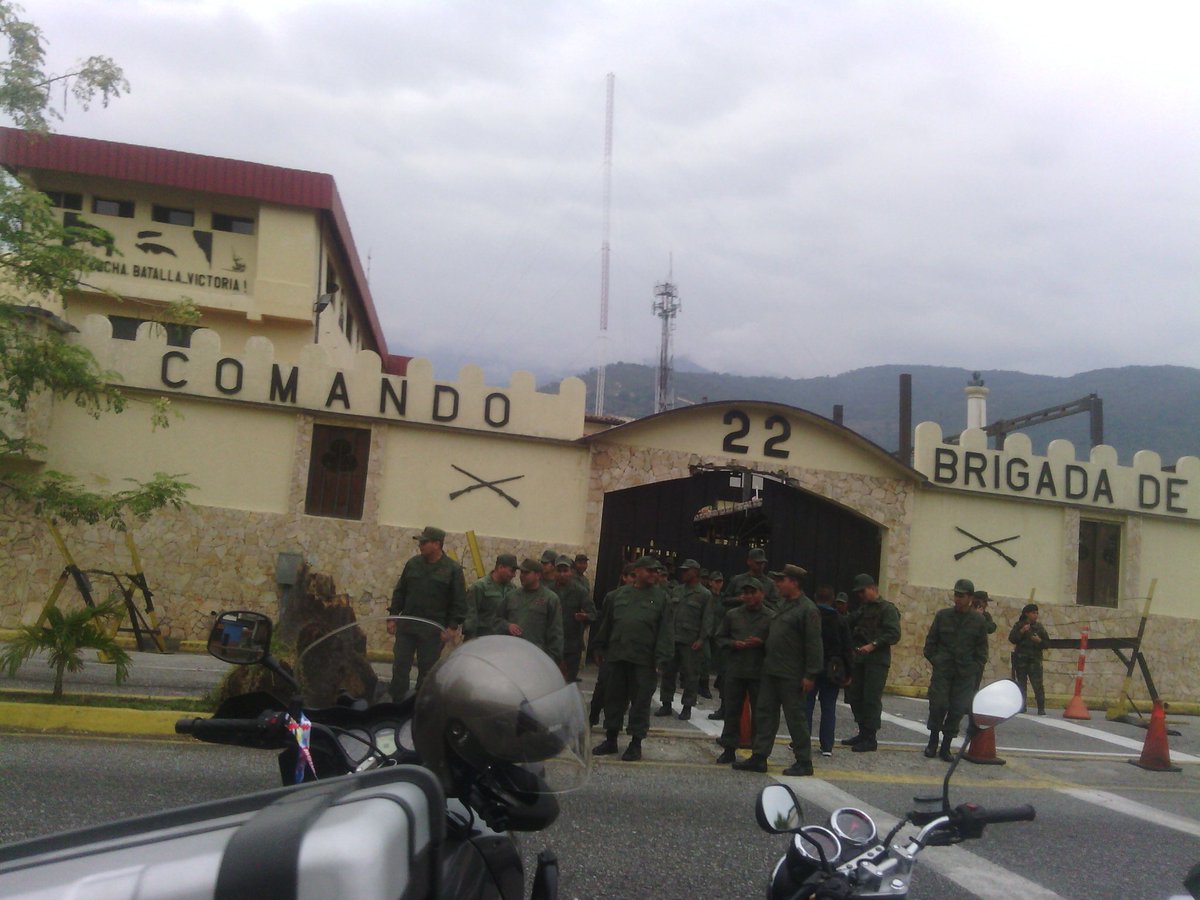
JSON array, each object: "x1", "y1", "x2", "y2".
[
  {"x1": 1063, "y1": 627, "x2": 1092, "y2": 720},
  {"x1": 964, "y1": 726, "x2": 1006, "y2": 766},
  {"x1": 1130, "y1": 700, "x2": 1181, "y2": 772},
  {"x1": 738, "y1": 696, "x2": 753, "y2": 749}
]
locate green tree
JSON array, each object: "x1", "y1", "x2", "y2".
[
  {"x1": 0, "y1": 1, "x2": 191, "y2": 528},
  {"x1": 0, "y1": 597, "x2": 132, "y2": 699}
]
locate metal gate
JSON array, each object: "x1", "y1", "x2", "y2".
[{"x1": 593, "y1": 468, "x2": 882, "y2": 601}]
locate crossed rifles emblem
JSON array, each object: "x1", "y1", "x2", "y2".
[
  {"x1": 448, "y1": 464, "x2": 523, "y2": 508},
  {"x1": 954, "y1": 526, "x2": 1020, "y2": 568}
]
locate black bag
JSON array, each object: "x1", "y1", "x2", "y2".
[{"x1": 826, "y1": 655, "x2": 850, "y2": 687}]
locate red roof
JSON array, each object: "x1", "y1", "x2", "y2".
[{"x1": 0, "y1": 127, "x2": 391, "y2": 359}]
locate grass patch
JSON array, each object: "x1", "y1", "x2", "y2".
[{"x1": 0, "y1": 689, "x2": 214, "y2": 712}]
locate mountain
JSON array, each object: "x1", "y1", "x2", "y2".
[{"x1": 564, "y1": 362, "x2": 1200, "y2": 464}]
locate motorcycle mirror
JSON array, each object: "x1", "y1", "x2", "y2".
[
  {"x1": 971, "y1": 679, "x2": 1024, "y2": 730},
  {"x1": 756, "y1": 784, "x2": 803, "y2": 834},
  {"x1": 207, "y1": 611, "x2": 273, "y2": 665}
]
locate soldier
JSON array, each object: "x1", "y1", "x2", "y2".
[
  {"x1": 715, "y1": 578, "x2": 773, "y2": 764},
  {"x1": 725, "y1": 548, "x2": 781, "y2": 610},
  {"x1": 387, "y1": 525, "x2": 467, "y2": 699},
  {"x1": 501, "y1": 558, "x2": 564, "y2": 663},
  {"x1": 540, "y1": 548, "x2": 559, "y2": 582},
  {"x1": 591, "y1": 556, "x2": 673, "y2": 762},
  {"x1": 572, "y1": 553, "x2": 592, "y2": 594},
  {"x1": 841, "y1": 573, "x2": 901, "y2": 753},
  {"x1": 589, "y1": 563, "x2": 635, "y2": 726},
  {"x1": 734, "y1": 564, "x2": 823, "y2": 776},
  {"x1": 654, "y1": 559, "x2": 714, "y2": 721},
  {"x1": 464, "y1": 553, "x2": 516, "y2": 639},
  {"x1": 705, "y1": 570, "x2": 729, "y2": 716},
  {"x1": 922, "y1": 578, "x2": 989, "y2": 761},
  {"x1": 1009, "y1": 603, "x2": 1049, "y2": 714},
  {"x1": 550, "y1": 554, "x2": 596, "y2": 681},
  {"x1": 972, "y1": 589, "x2": 998, "y2": 634}
]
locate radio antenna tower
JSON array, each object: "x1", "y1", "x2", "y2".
[
  {"x1": 594, "y1": 73, "x2": 615, "y2": 416},
  {"x1": 652, "y1": 259, "x2": 681, "y2": 413}
]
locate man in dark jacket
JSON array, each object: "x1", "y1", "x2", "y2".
[
  {"x1": 922, "y1": 578, "x2": 989, "y2": 761},
  {"x1": 807, "y1": 585, "x2": 852, "y2": 757}
]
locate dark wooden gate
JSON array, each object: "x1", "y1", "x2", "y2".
[{"x1": 594, "y1": 469, "x2": 881, "y2": 601}]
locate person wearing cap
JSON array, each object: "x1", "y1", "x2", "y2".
[
  {"x1": 572, "y1": 553, "x2": 592, "y2": 593},
  {"x1": 500, "y1": 558, "x2": 564, "y2": 663},
  {"x1": 591, "y1": 555, "x2": 673, "y2": 761},
  {"x1": 703, "y1": 570, "x2": 727, "y2": 712},
  {"x1": 971, "y1": 589, "x2": 997, "y2": 634},
  {"x1": 589, "y1": 562, "x2": 636, "y2": 726},
  {"x1": 540, "y1": 549, "x2": 559, "y2": 581},
  {"x1": 922, "y1": 578, "x2": 990, "y2": 761},
  {"x1": 733, "y1": 564, "x2": 823, "y2": 775},
  {"x1": 714, "y1": 577, "x2": 773, "y2": 764},
  {"x1": 549, "y1": 554, "x2": 597, "y2": 681},
  {"x1": 842, "y1": 573, "x2": 901, "y2": 752},
  {"x1": 387, "y1": 526, "x2": 468, "y2": 699},
  {"x1": 725, "y1": 548, "x2": 781, "y2": 610},
  {"x1": 654, "y1": 559, "x2": 715, "y2": 721},
  {"x1": 807, "y1": 585, "x2": 853, "y2": 758},
  {"x1": 1009, "y1": 603, "x2": 1049, "y2": 714},
  {"x1": 464, "y1": 553, "x2": 517, "y2": 639}
]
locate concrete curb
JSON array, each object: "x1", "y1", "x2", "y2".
[{"x1": 0, "y1": 701, "x2": 190, "y2": 738}]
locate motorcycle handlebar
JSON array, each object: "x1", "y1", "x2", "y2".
[
  {"x1": 958, "y1": 803, "x2": 1037, "y2": 825},
  {"x1": 174, "y1": 713, "x2": 289, "y2": 746}
]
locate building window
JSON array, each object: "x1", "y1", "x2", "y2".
[
  {"x1": 44, "y1": 190, "x2": 82, "y2": 210},
  {"x1": 107, "y1": 315, "x2": 195, "y2": 348},
  {"x1": 93, "y1": 197, "x2": 135, "y2": 218},
  {"x1": 305, "y1": 425, "x2": 370, "y2": 520},
  {"x1": 212, "y1": 212, "x2": 255, "y2": 234},
  {"x1": 1077, "y1": 520, "x2": 1120, "y2": 608},
  {"x1": 152, "y1": 204, "x2": 195, "y2": 226}
]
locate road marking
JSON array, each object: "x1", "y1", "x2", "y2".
[
  {"x1": 774, "y1": 775, "x2": 1064, "y2": 900},
  {"x1": 1057, "y1": 788, "x2": 1200, "y2": 839}
]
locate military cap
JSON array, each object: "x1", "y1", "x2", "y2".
[
  {"x1": 776, "y1": 563, "x2": 807, "y2": 582},
  {"x1": 972, "y1": 590, "x2": 989, "y2": 602},
  {"x1": 710, "y1": 571, "x2": 724, "y2": 582},
  {"x1": 850, "y1": 573, "x2": 876, "y2": 592},
  {"x1": 496, "y1": 553, "x2": 518, "y2": 569},
  {"x1": 632, "y1": 555, "x2": 658, "y2": 570},
  {"x1": 699, "y1": 568, "x2": 710, "y2": 579},
  {"x1": 953, "y1": 578, "x2": 975, "y2": 595},
  {"x1": 414, "y1": 525, "x2": 446, "y2": 543},
  {"x1": 575, "y1": 553, "x2": 589, "y2": 562},
  {"x1": 540, "y1": 549, "x2": 559, "y2": 564},
  {"x1": 836, "y1": 592, "x2": 848, "y2": 603},
  {"x1": 649, "y1": 559, "x2": 666, "y2": 571},
  {"x1": 747, "y1": 548, "x2": 768, "y2": 562},
  {"x1": 739, "y1": 577, "x2": 765, "y2": 593},
  {"x1": 677, "y1": 558, "x2": 700, "y2": 570},
  {"x1": 555, "y1": 554, "x2": 573, "y2": 568},
  {"x1": 1021, "y1": 603, "x2": 1039, "y2": 615},
  {"x1": 519, "y1": 558, "x2": 543, "y2": 574}
]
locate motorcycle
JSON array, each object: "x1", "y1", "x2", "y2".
[
  {"x1": 0, "y1": 610, "x2": 588, "y2": 900},
  {"x1": 755, "y1": 679, "x2": 1035, "y2": 899}
]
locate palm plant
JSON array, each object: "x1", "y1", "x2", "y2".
[{"x1": 1, "y1": 597, "x2": 132, "y2": 699}]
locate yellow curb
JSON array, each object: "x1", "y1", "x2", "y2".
[{"x1": 0, "y1": 701, "x2": 185, "y2": 737}]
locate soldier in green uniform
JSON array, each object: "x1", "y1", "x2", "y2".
[
  {"x1": 501, "y1": 558, "x2": 564, "y2": 663},
  {"x1": 589, "y1": 563, "x2": 634, "y2": 726},
  {"x1": 972, "y1": 589, "x2": 998, "y2": 634},
  {"x1": 705, "y1": 570, "x2": 728, "y2": 716},
  {"x1": 842, "y1": 573, "x2": 901, "y2": 753},
  {"x1": 714, "y1": 578, "x2": 773, "y2": 764},
  {"x1": 725, "y1": 548, "x2": 781, "y2": 610},
  {"x1": 1009, "y1": 603, "x2": 1049, "y2": 714},
  {"x1": 572, "y1": 553, "x2": 592, "y2": 594},
  {"x1": 387, "y1": 525, "x2": 467, "y2": 699},
  {"x1": 654, "y1": 559, "x2": 714, "y2": 721},
  {"x1": 591, "y1": 556, "x2": 673, "y2": 762},
  {"x1": 734, "y1": 564, "x2": 823, "y2": 776},
  {"x1": 464, "y1": 553, "x2": 517, "y2": 639},
  {"x1": 922, "y1": 578, "x2": 990, "y2": 761},
  {"x1": 550, "y1": 554, "x2": 596, "y2": 681},
  {"x1": 540, "y1": 548, "x2": 559, "y2": 582}
]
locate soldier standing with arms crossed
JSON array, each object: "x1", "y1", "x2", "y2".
[
  {"x1": 922, "y1": 578, "x2": 989, "y2": 761},
  {"x1": 841, "y1": 573, "x2": 901, "y2": 753},
  {"x1": 714, "y1": 578, "x2": 773, "y2": 764}
]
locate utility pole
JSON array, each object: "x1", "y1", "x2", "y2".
[
  {"x1": 652, "y1": 262, "x2": 680, "y2": 413},
  {"x1": 595, "y1": 73, "x2": 615, "y2": 416}
]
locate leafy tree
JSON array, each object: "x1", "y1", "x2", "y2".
[
  {"x1": 0, "y1": 597, "x2": 132, "y2": 699},
  {"x1": 0, "y1": 2, "x2": 192, "y2": 529}
]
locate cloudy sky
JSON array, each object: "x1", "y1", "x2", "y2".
[{"x1": 25, "y1": 0, "x2": 1200, "y2": 382}]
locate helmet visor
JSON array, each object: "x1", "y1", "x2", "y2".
[{"x1": 476, "y1": 680, "x2": 591, "y2": 793}]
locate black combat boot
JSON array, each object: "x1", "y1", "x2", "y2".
[
  {"x1": 781, "y1": 761, "x2": 814, "y2": 777},
  {"x1": 923, "y1": 731, "x2": 939, "y2": 758},
  {"x1": 621, "y1": 737, "x2": 643, "y2": 761},
  {"x1": 677, "y1": 705, "x2": 692, "y2": 721},
  {"x1": 698, "y1": 680, "x2": 713, "y2": 700},
  {"x1": 840, "y1": 729, "x2": 865, "y2": 746},
  {"x1": 653, "y1": 704, "x2": 674, "y2": 717},
  {"x1": 732, "y1": 754, "x2": 768, "y2": 773},
  {"x1": 593, "y1": 731, "x2": 619, "y2": 755},
  {"x1": 707, "y1": 706, "x2": 726, "y2": 720},
  {"x1": 715, "y1": 747, "x2": 736, "y2": 765},
  {"x1": 938, "y1": 732, "x2": 954, "y2": 762},
  {"x1": 851, "y1": 729, "x2": 878, "y2": 752}
]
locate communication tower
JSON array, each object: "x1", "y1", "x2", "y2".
[{"x1": 652, "y1": 267, "x2": 681, "y2": 413}]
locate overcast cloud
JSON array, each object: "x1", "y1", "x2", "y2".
[{"x1": 26, "y1": 0, "x2": 1200, "y2": 382}]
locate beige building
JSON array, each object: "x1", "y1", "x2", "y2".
[{"x1": 2, "y1": 129, "x2": 1196, "y2": 707}]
